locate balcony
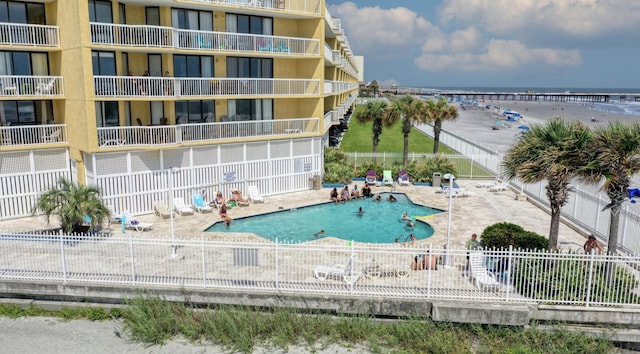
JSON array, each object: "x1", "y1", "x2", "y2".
[
  {"x1": 97, "y1": 118, "x2": 319, "y2": 148},
  {"x1": 0, "y1": 124, "x2": 67, "y2": 148},
  {"x1": 182, "y1": 0, "x2": 322, "y2": 16},
  {"x1": 324, "y1": 80, "x2": 359, "y2": 95},
  {"x1": 0, "y1": 75, "x2": 64, "y2": 98},
  {"x1": 0, "y1": 22, "x2": 60, "y2": 47},
  {"x1": 94, "y1": 76, "x2": 320, "y2": 98},
  {"x1": 90, "y1": 23, "x2": 320, "y2": 56}
]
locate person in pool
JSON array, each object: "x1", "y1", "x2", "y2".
[
  {"x1": 361, "y1": 183, "x2": 372, "y2": 198},
  {"x1": 374, "y1": 194, "x2": 381, "y2": 202},
  {"x1": 313, "y1": 230, "x2": 325, "y2": 237},
  {"x1": 402, "y1": 211, "x2": 410, "y2": 221},
  {"x1": 358, "y1": 206, "x2": 364, "y2": 215},
  {"x1": 388, "y1": 194, "x2": 397, "y2": 202}
]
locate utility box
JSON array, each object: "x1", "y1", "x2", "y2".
[
  {"x1": 432, "y1": 172, "x2": 442, "y2": 187},
  {"x1": 313, "y1": 175, "x2": 323, "y2": 190}
]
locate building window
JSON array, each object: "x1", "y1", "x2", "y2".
[
  {"x1": 225, "y1": 14, "x2": 272, "y2": 35},
  {"x1": 0, "y1": 51, "x2": 49, "y2": 75},
  {"x1": 0, "y1": 1, "x2": 46, "y2": 24},
  {"x1": 173, "y1": 55, "x2": 213, "y2": 78},
  {"x1": 175, "y1": 100, "x2": 215, "y2": 124},
  {"x1": 227, "y1": 57, "x2": 272, "y2": 78},
  {"x1": 96, "y1": 101, "x2": 119, "y2": 127},
  {"x1": 88, "y1": 0, "x2": 113, "y2": 23},
  {"x1": 171, "y1": 8, "x2": 213, "y2": 31},
  {"x1": 0, "y1": 100, "x2": 52, "y2": 126},
  {"x1": 227, "y1": 99, "x2": 272, "y2": 121},
  {"x1": 91, "y1": 51, "x2": 116, "y2": 75},
  {"x1": 145, "y1": 7, "x2": 160, "y2": 26}
]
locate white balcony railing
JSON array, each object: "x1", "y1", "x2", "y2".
[
  {"x1": 0, "y1": 22, "x2": 60, "y2": 47},
  {"x1": 90, "y1": 23, "x2": 320, "y2": 56},
  {"x1": 184, "y1": 0, "x2": 322, "y2": 16},
  {"x1": 97, "y1": 118, "x2": 319, "y2": 148},
  {"x1": 94, "y1": 76, "x2": 320, "y2": 98},
  {"x1": 0, "y1": 75, "x2": 64, "y2": 97},
  {"x1": 0, "y1": 124, "x2": 67, "y2": 147}
]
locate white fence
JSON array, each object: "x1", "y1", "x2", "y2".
[
  {"x1": 415, "y1": 123, "x2": 640, "y2": 255},
  {"x1": 0, "y1": 234, "x2": 638, "y2": 307},
  {"x1": 88, "y1": 138, "x2": 323, "y2": 216}
]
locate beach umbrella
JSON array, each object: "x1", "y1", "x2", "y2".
[{"x1": 517, "y1": 125, "x2": 530, "y2": 130}]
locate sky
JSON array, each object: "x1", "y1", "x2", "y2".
[{"x1": 326, "y1": 0, "x2": 640, "y2": 89}]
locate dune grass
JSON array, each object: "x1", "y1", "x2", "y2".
[{"x1": 121, "y1": 297, "x2": 614, "y2": 354}]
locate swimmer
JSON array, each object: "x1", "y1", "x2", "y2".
[
  {"x1": 401, "y1": 211, "x2": 410, "y2": 221},
  {"x1": 313, "y1": 230, "x2": 325, "y2": 237},
  {"x1": 374, "y1": 194, "x2": 381, "y2": 202},
  {"x1": 407, "y1": 220, "x2": 415, "y2": 228},
  {"x1": 358, "y1": 207, "x2": 364, "y2": 215},
  {"x1": 409, "y1": 234, "x2": 417, "y2": 243},
  {"x1": 388, "y1": 194, "x2": 397, "y2": 202}
]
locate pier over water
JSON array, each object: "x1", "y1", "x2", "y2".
[{"x1": 380, "y1": 87, "x2": 640, "y2": 103}]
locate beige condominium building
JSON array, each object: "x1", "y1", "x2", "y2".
[{"x1": 0, "y1": 0, "x2": 360, "y2": 219}]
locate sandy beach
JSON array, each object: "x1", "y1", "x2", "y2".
[{"x1": 447, "y1": 100, "x2": 637, "y2": 153}]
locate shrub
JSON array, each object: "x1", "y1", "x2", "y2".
[
  {"x1": 481, "y1": 222, "x2": 547, "y2": 250},
  {"x1": 324, "y1": 148, "x2": 353, "y2": 184}
]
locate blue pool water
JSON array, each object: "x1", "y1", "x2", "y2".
[{"x1": 206, "y1": 193, "x2": 443, "y2": 243}]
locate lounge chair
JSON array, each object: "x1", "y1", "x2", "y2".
[
  {"x1": 468, "y1": 251, "x2": 501, "y2": 290},
  {"x1": 363, "y1": 261, "x2": 410, "y2": 278},
  {"x1": 173, "y1": 197, "x2": 194, "y2": 215},
  {"x1": 230, "y1": 190, "x2": 250, "y2": 206},
  {"x1": 314, "y1": 255, "x2": 362, "y2": 284},
  {"x1": 365, "y1": 170, "x2": 379, "y2": 186},
  {"x1": 397, "y1": 170, "x2": 411, "y2": 186},
  {"x1": 153, "y1": 200, "x2": 173, "y2": 218},
  {"x1": 382, "y1": 170, "x2": 394, "y2": 186},
  {"x1": 489, "y1": 182, "x2": 510, "y2": 192},
  {"x1": 125, "y1": 219, "x2": 154, "y2": 232},
  {"x1": 444, "y1": 188, "x2": 475, "y2": 198},
  {"x1": 247, "y1": 185, "x2": 265, "y2": 203},
  {"x1": 192, "y1": 194, "x2": 213, "y2": 213}
]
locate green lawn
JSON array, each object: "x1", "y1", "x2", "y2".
[{"x1": 339, "y1": 116, "x2": 457, "y2": 155}]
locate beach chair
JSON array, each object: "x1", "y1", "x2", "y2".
[
  {"x1": 468, "y1": 251, "x2": 501, "y2": 291},
  {"x1": 489, "y1": 182, "x2": 510, "y2": 192},
  {"x1": 382, "y1": 170, "x2": 394, "y2": 186},
  {"x1": 365, "y1": 170, "x2": 379, "y2": 186},
  {"x1": 314, "y1": 255, "x2": 362, "y2": 284},
  {"x1": 247, "y1": 185, "x2": 265, "y2": 203},
  {"x1": 173, "y1": 197, "x2": 194, "y2": 215},
  {"x1": 397, "y1": 170, "x2": 411, "y2": 186},
  {"x1": 153, "y1": 200, "x2": 173, "y2": 218},
  {"x1": 363, "y1": 260, "x2": 410, "y2": 278},
  {"x1": 125, "y1": 219, "x2": 154, "y2": 232},
  {"x1": 192, "y1": 193, "x2": 213, "y2": 213}
]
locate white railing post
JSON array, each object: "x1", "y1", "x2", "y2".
[
  {"x1": 585, "y1": 250, "x2": 596, "y2": 308},
  {"x1": 201, "y1": 234, "x2": 207, "y2": 288},
  {"x1": 129, "y1": 232, "x2": 136, "y2": 284},
  {"x1": 275, "y1": 237, "x2": 279, "y2": 290},
  {"x1": 350, "y1": 240, "x2": 355, "y2": 294},
  {"x1": 505, "y1": 245, "x2": 513, "y2": 301},
  {"x1": 59, "y1": 229, "x2": 67, "y2": 281},
  {"x1": 426, "y1": 243, "x2": 432, "y2": 298}
]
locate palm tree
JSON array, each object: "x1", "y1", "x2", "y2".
[
  {"x1": 383, "y1": 95, "x2": 429, "y2": 168},
  {"x1": 353, "y1": 100, "x2": 388, "y2": 161},
  {"x1": 425, "y1": 98, "x2": 459, "y2": 154},
  {"x1": 33, "y1": 178, "x2": 111, "y2": 234},
  {"x1": 502, "y1": 120, "x2": 591, "y2": 251},
  {"x1": 577, "y1": 121, "x2": 640, "y2": 256},
  {"x1": 369, "y1": 80, "x2": 379, "y2": 97}
]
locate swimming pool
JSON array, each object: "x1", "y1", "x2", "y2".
[{"x1": 206, "y1": 192, "x2": 443, "y2": 243}]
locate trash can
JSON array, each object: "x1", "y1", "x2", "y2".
[
  {"x1": 309, "y1": 177, "x2": 315, "y2": 190},
  {"x1": 432, "y1": 172, "x2": 442, "y2": 188},
  {"x1": 313, "y1": 175, "x2": 323, "y2": 190}
]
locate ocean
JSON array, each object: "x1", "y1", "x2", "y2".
[{"x1": 423, "y1": 87, "x2": 640, "y2": 117}]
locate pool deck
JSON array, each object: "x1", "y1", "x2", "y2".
[{"x1": 0, "y1": 180, "x2": 589, "y2": 252}]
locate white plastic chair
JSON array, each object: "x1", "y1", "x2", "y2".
[
  {"x1": 247, "y1": 185, "x2": 265, "y2": 203},
  {"x1": 173, "y1": 197, "x2": 194, "y2": 215},
  {"x1": 469, "y1": 251, "x2": 501, "y2": 290},
  {"x1": 314, "y1": 255, "x2": 361, "y2": 284}
]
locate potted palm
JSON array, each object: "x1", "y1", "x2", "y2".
[{"x1": 33, "y1": 178, "x2": 111, "y2": 235}]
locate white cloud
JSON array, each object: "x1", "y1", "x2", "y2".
[
  {"x1": 439, "y1": 0, "x2": 640, "y2": 39},
  {"x1": 330, "y1": 1, "x2": 586, "y2": 78}
]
